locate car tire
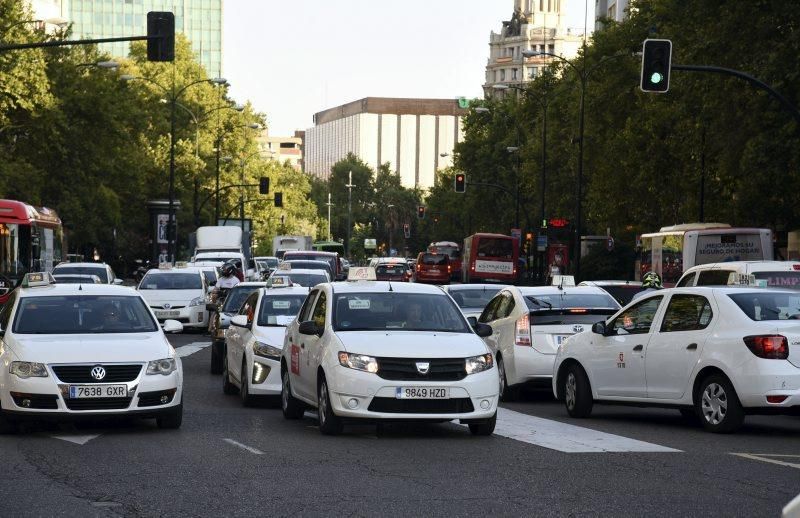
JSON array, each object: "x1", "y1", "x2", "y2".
[
  {"x1": 222, "y1": 353, "x2": 238, "y2": 395},
  {"x1": 468, "y1": 411, "x2": 496, "y2": 436},
  {"x1": 696, "y1": 374, "x2": 745, "y2": 433},
  {"x1": 240, "y1": 359, "x2": 255, "y2": 407},
  {"x1": 317, "y1": 374, "x2": 343, "y2": 435},
  {"x1": 210, "y1": 341, "x2": 223, "y2": 374},
  {"x1": 281, "y1": 369, "x2": 305, "y2": 420},
  {"x1": 497, "y1": 357, "x2": 518, "y2": 402},
  {"x1": 156, "y1": 402, "x2": 183, "y2": 429},
  {"x1": 563, "y1": 363, "x2": 593, "y2": 418}
]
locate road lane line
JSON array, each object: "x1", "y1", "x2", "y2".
[
  {"x1": 50, "y1": 434, "x2": 101, "y2": 445},
  {"x1": 490, "y1": 408, "x2": 681, "y2": 453},
  {"x1": 731, "y1": 453, "x2": 800, "y2": 470},
  {"x1": 222, "y1": 438, "x2": 264, "y2": 455},
  {"x1": 175, "y1": 341, "x2": 212, "y2": 358}
]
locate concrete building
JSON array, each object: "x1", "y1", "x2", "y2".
[
  {"x1": 305, "y1": 98, "x2": 467, "y2": 190},
  {"x1": 35, "y1": 0, "x2": 223, "y2": 78},
  {"x1": 595, "y1": 0, "x2": 630, "y2": 28},
  {"x1": 255, "y1": 130, "x2": 303, "y2": 172},
  {"x1": 484, "y1": 0, "x2": 583, "y2": 94}
]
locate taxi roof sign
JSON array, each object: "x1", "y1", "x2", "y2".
[
  {"x1": 277, "y1": 263, "x2": 292, "y2": 271},
  {"x1": 158, "y1": 262, "x2": 173, "y2": 270},
  {"x1": 727, "y1": 272, "x2": 762, "y2": 287},
  {"x1": 267, "y1": 275, "x2": 292, "y2": 288},
  {"x1": 347, "y1": 267, "x2": 377, "y2": 281},
  {"x1": 174, "y1": 261, "x2": 189, "y2": 268},
  {"x1": 22, "y1": 272, "x2": 55, "y2": 288},
  {"x1": 551, "y1": 275, "x2": 576, "y2": 287}
]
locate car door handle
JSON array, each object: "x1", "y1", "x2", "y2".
[
  {"x1": 633, "y1": 344, "x2": 643, "y2": 352},
  {"x1": 300, "y1": 343, "x2": 305, "y2": 349},
  {"x1": 686, "y1": 343, "x2": 698, "y2": 350}
]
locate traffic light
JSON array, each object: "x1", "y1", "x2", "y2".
[
  {"x1": 417, "y1": 206, "x2": 425, "y2": 219},
  {"x1": 403, "y1": 223, "x2": 411, "y2": 239},
  {"x1": 259, "y1": 176, "x2": 270, "y2": 195},
  {"x1": 454, "y1": 173, "x2": 466, "y2": 193},
  {"x1": 146, "y1": 12, "x2": 175, "y2": 62},
  {"x1": 640, "y1": 39, "x2": 672, "y2": 93},
  {"x1": 274, "y1": 192, "x2": 283, "y2": 207}
]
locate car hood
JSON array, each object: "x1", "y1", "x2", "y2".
[
  {"x1": 8, "y1": 333, "x2": 173, "y2": 363},
  {"x1": 139, "y1": 290, "x2": 202, "y2": 305},
  {"x1": 334, "y1": 330, "x2": 487, "y2": 358}
]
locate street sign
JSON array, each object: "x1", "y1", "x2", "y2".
[
  {"x1": 536, "y1": 235, "x2": 547, "y2": 252},
  {"x1": 364, "y1": 239, "x2": 377, "y2": 250},
  {"x1": 511, "y1": 228, "x2": 521, "y2": 245}
]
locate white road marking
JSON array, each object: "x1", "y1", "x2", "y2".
[
  {"x1": 488, "y1": 408, "x2": 681, "y2": 453},
  {"x1": 731, "y1": 453, "x2": 800, "y2": 470},
  {"x1": 175, "y1": 341, "x2": 212, "y2": 358},
  {"x1": 50, "y1": 433, "x2": 101, "y2": 445},
  {"x1": 222, "y1": 438, "x2": 264, "y2": 455}
]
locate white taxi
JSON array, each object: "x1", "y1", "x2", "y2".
[
  {"x1": 223, "y1": 277, "x2": 308, "y2": 405},
  {"x1": 279, "y1": 268, "x2": 498, "y2": 435},
  {"x1": 137, "y1": 264, "x2": 209, "y2": 330},
  {"x1": 0, "y1": 273, "x2": 184, "y2": 432},
  {"x1": 553, "y1": 286, "x2": 800, "y2": 433}
]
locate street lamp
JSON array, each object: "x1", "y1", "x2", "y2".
[
  {"x1": 345, "y1": 171, "x2": 355, "y2": 259},
  {"x1": 1, "y1": 17, "x2": 69, "y2": 35},
  {"x1": 325, "y1": 192, "x2": 334, "y2": 241}
]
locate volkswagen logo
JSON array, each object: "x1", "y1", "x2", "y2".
[
  {"x1": 163, "y1": 303, "x2": 171, "y2": 310},
  {"x1": 91, "y1": 366, "x2": 106, "y2": 381},
  {"x1": 572, "y1": 325, "x2": 584, "y2": 333},
  {"x1": 416, "y1": 362, "x2": 430, "y2": 375}
]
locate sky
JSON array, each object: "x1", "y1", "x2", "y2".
[{"x1": 223, "y1": 0, "x2": 591, "y2": 136}]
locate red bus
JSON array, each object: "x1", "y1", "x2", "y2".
[
  {"x1": 427, "y1": 241, "x2": 461, "y2": 281},
  {"x1": 462, "y1": 233, "x2": 519, "y2": 284}
]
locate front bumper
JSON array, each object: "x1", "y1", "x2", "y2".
[
  {"x1": 247, "y1": 358, "x2": 281, "y2": 396},
  {"x1": 152, "y1": 305, "x2": 207, "y2": 328}
]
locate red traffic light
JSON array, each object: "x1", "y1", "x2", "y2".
[
  {"x1": 454, "y1": 173, "x2": 466, "y2": 193},
  {"x1": 417, "y1": 206, "x2": 425, "y2": 219}
]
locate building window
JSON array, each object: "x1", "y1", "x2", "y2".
[
  {"x1": 500, "y1": 69, "x2": 506, "y2": 81},
  {"x1": 529, "y1": 67, "x2": 537, "y2": 79},
  {"x1": 512, "y1": 68, "x2": 517, "y2": 80}
]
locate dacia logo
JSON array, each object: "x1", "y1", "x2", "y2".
[{"x1": 416, "y1": 362, "x2": 430, "y2": 375}]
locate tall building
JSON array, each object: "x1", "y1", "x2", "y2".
[
  {"x1": 484, "y1": 0, "x2": 583, "y2": 94},
  {"x1": 595, "y1": 0, "x2": 630, "y2": 28},
  {"x1": 255, "y1": 130, "x2": 304, "y2": 172},
  {"x1": 304, "y1": 98, "x2": 467, "y2": 190},
  {"x1": 52, "y1": 0, "x2": 224, "y2": 78}
]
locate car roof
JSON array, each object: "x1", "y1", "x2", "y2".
[
  {"x1": 445, "y1": 284, "x2": 510, "y2": 291},
  {"x1": 579, "y1": 280, "x2": 643, "y2": 287},
  {"x1": 144, "y1": 267, "x2": 204, "y2": 274},
  {"x1": 284, "y1": 251, "x2": 336, "y2": 257},
  {"x1": 283, "y1": 259, "x2": 330, "y2": 265},
  {"x1": 19, "y1": 283, "x2": 139, "y2": 298},
  {"x1": 517, "y1": 286, "x2": 615, "y2": 296},
  {"x1": 54, "y1": 262, "x2": 108, "y2": 268},
  {"x1": 331, "y1": 281, "x2": 445, "y2": 295}
]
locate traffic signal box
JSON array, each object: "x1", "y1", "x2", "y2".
[
  {"x1": 640, "y1": 39, "x2": 672, "y2": 93},
  {"x1": 146, "y1": 12, "x2": 175, "y2": 62},
  {"x1": 417, "y1": 206, "x2": 425, "y2": 219},
  {"x1": 403, "y1": 223, "x2": 411, "y2": 239},
  {"x1": 259, "y1": 177, "x2": 270, "y2": 195},
  {"x1": 454, "y1": 173, "x2": 466, "y2": 193}
]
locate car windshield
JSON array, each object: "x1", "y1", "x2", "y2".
[
  {"x1": 54, "y1": 275, "x2": 99, "y2": 284},
  {"x1": 140, "y1": 272, "x2": 202, "y2": 290},
  {"x1": 257, "y1": 294, "x2": 306, "y2": 326},
  {"x1": 222, "y1": 286, "x2": 261, "y2": 313},
  {"x1": 13, "y1": 295, "x2": 158, "y2": 334},
  {"x1": 752, "y1": 271, "x2": 800, "y2": 290},
  {"x1": 449, "y1": 288, "x2": 502, "y2": 309},
  {"x1": 53, "y1": 266, "x2": 108, "y2": 283},
  {"x1": 728, "y1": 292, "x2": 800, "y2": 321},
  {"x1": 286, "y1": 273, "x2": 328, "y2": 287},
  {"x1": 333, "y1": 293, "x2": 470, "y2": 333},
  {"x1": 595, "y1": 285, "x2": 648, "y2": 305}
]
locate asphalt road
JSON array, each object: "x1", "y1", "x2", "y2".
[{"x1": 2, "y1": 332, "x2": 799, "y2": 517}]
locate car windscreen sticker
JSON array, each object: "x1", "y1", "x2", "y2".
[
  {"x1": 272, "y1": 300, "x2": 291, "y2": 309},
  {"x1": 276, "y1": 315, "x2": 295, "y2": 326},
  {"x1": 349, "y1": 299, "x2": 370, "y2": 310}
]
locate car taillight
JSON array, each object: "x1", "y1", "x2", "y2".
[
  {"x1": 767, "y1": 395, "x2": 788, "y2": 404},
  {"x1": 743, "y1": 335, "x2": 788, "y2": 359},
  {"x1": 447, "y1": 264, "x2": 451, "y2": 273},
  {"x1": 515, "y1": 313, "x2": 531, "y2": 346}
]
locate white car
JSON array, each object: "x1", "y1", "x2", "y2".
[
  {"x1": 223, "y1": 283, "x2": 309, "y2": 404},
  {"x1": 53, "y1": 274, "x2": 103, "y2": 284},
  {"x1": 279, "y1": 268, "x2": 499, "y2": 436},
  {"x1": 442, "y1": 284, "x2": 510, "y2": 320},
  {"x1": 137, "y1": 265, "x2": 209, "y2": 330},
  {"x1": 478, "y1": 285, "x2": 620, "y2": 400},
  {"x1": 53, "y1": 262, "x2": 122, "y2": 285},
  {"x1": 676, "y1": 260, "x2": 800, "y2": 290},
  {"x1": 0, "y1": 273, "x2": 184, "y2": 432},
  {"x1": 269, "y1": 268, "x2": 329, "y2": 288},
  {"x1": 208, "y1": 282, "x2": 266, "y2": 374},
  {"x1": 552, "y1": 286, "x2": 800, "y2": 433}
]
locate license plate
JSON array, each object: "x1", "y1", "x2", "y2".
[
  {"x1": 556, "y1": 335, "x2": 571, "y2": 345},
  {"x1": 69, "y1": 385, "x2": 127, "y2": 399},
  {"x1": 395, "y1": 387, "x2": 449, "y2": 399},
  {"x1": 156, "y1": 310, "x2": 180, "y2": 318}
]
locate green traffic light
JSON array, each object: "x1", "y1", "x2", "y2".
[{"x1": 650, "y1": 72, "x2": 663, "y2": 84}]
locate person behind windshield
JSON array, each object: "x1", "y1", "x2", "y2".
[
  {"x1": 631, "y1": 271, "x2": 663, "y2": 301},
  {"x1": 404, "y1": 300, "x2": 431, "y2": 329}
]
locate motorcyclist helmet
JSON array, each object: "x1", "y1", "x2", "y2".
[
  {"x1": 221, "y1": 263, "x2": 236, "y2": 277},
  {"x1": 641, "y1": 271, "x2": 663, "y2": 289}
]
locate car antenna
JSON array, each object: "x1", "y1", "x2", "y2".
[
  {"x1": 78, "y1": 283, "x2": 82, "y2": 291},
  {"x1": 388, "y1": 281, "x2": 394, "y2": 292}
]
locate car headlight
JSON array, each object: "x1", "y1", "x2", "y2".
[
  {"x1": 253, "y1": 341, "x2": 282, "y2": 360},
  {"x1": 465, "y1": 353, "x2": 494, "y2": 375},
  {"x1": 147, "y1": 358, "x2": 177, "y2": 375},
  {"x1": 338, "y1": 351, "x2": 378, "y2": 373},
  {"x1": 189, "y1": 297, "x2": 204, "y2": 307},
  {"x1": 9, "y1": 362, "x2": 48, "y2": 379}
]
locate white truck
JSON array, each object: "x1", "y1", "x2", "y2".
[
  {"x1": 272, "y1": 235, "x2": 312, "y2": 259},
  {"x1": 191, "y1": 226, "x2": 257, "y2": 280}
]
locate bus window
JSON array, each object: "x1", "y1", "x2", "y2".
[{"x1": 477, "y1": 238, "x2": 513, "y2": 258}]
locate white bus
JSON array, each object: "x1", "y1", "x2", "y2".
[{"x1": 638, "y1": 223, "x2": 773, "y2": 285}]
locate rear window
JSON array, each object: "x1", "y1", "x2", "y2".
[
  {"x1": 449, "y1": 288, "x2": 502, "y2": 309},
  {"x1": 753, "y1": 271, "x2": 800, "y2": 290},
  {"x1": 376, "y1": 264, "x2": 407, "y2": 275},
  {"x1": 477, "y1": 238, "x2": 513, "y2": 259},
  {"x1": 728, "y1": 292, "x2": 800, "y2": 321},
  {"x1": 420, "y1": 254, "x2": 447, "y2": 265},
  {"x1": 54, "y1": 266, "x2": 108, "y2": 283},
  {"x1": 524, "y1": 293, "x2": 618, "y2": 325}
]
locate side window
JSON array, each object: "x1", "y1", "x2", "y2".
[
  {"x1": 479, "y1": 295, "x2": 502, "y2": 323},
  {"x1": 676, "y1": 272, "x2": 696, "y2": 288},
  {"x1": 299, "y1": 291, "x2": 318, "y2": 322},
  {"x1": 0, "y1": 292, "x2": 17, "y2": 331},
  {"x1": 696, "y1": 270, "x2": 734, "y2": 286},
  {"x1": 240, "y1": 292, "x2": 259, "y2": 323},
  {"x1": 610, "y1": 296, "x2": 663, "y2": 335},
  {"x1": 312, "y1": 291, "x2": 327, "y2": 328},
  {"x1": 496, "y1": 292, "x2": 516, "y2": 319},
  {"x1": 660, "y1": 295, "x2": 713, "y2": 332}
]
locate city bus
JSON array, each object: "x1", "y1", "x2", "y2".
[
  {"x1": 427, "y1": 241, "x2": 461, "y2": 281},
  {"x1": 312, "y1": 240, "x2": 345, "y2": 255},
  {"x1": 462, "y1": 233, "x2": 519, "y2": 284},
  {"x1": 638, "y1": 223, "x2": 773, "y2": 285},
  {"x1": 0, "y1": 199, "x2": 64, "y2": 299}
]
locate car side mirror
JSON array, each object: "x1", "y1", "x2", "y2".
[
  {"x1": 592, "y1": 321, "x2": 607, "y2": 335},
  {"x1": 467, "y1": 316, "x2": 478, "y2": 327},
  {"x1": 113, "y1": 278, "x2": 124, "y2": 285},
  {"x1": 230, "y1": 315, "x2": 251, "y2": 329},
  {"x1": 474, "y1": 323, "x2": 492, "y2": 338},
  {"x1": 207, "y1": 286, "x2": 215, "y2": 294},
  {"x1": 162, "y1": 319, "x2": 183, "y2": 334},
  {"x1": 298, "y1": 320, "x2": 320, "y2": 336}
]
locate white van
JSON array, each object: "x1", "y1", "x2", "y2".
[{"x1": 676, "y1": 261, "x2": 800, "y2": 289}]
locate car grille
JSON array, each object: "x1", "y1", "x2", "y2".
[
  {"x1": 368, "y1": 397, "x2": 474, "y2": 414},
  {"x1": 151, "y1": 305, "x2": 186, "y2": 310},
  {"x1": 52, "y1": 364, "x2": 143, "y2": 383},
  {"x1": 64, "y1": 397, "x2": 133, "y2": 411},
  {"x1": 376, "y1": 357, "x2": 466, "y2": 381}
]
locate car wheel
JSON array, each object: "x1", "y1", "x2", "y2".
[
  {"x1": 210, "y1": 341, "x2": 223, "y2": 374},
  {"x1": 156, "y1": 402, "x2": 183, "y2": 429},
  {"x1": 281, "y1": 369, "x2": 305, "y2": 419},
  {"x1": 240, "y1": 359, "x2": 256, "y2": 407},
  {"x1": 468, "y1": 411, "x2": 496, "y2": 436},
  {"x1": 222, "y1": 353, "x2": 238, "y2": 395},
  {"x1": 696, "y1": 374, "x2": 745, "y2": 433},
  {"x1": 564, "y1": 363, "x2": 593, "y2": 418},
  {"x1": 497, "y1": 357, "x2": 518, "y2": 402},
  {"x1": 317, "y1": 374, "x2": 343, "y2": 435}
]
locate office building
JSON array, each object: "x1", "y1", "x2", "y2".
[
  {"x1": 595, "y1": 0, "x2": 630, "y2": 29},
  {"x1": 255, "y1": 130, "x2": 304, "y2": 172},
  {"x1": 304, "y1": 97, "x2": 467, "y2": 190}
]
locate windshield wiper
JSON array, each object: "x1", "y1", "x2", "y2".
[{"x1": 526, "y1": 296, "x2": 552, "y2": 309}]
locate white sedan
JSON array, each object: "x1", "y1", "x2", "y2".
[
  {"x1": 478, "y1": 285, "x2": 620, "y2": 400},
  {"x1": 553, "y1": 286, "x2": 800, "y2": 433},
  {"x1": 279, "y1": 269, "x2": 499, "y2": 435},
  {"x1": 222, "y1": 285, "x2": 308, "y2": 405},
  {"x1": 137, "y1": 265, "x2": 210, "y2": 330},
  {"x1": 0, "y1": 273, "x2": 184, "y2": 432}
]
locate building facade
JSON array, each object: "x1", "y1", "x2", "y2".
[
  {"x1": 35, "y1": 0, "x2": 223, "y2": 78},
  {"x1": 595, "y1": 0, "x2": 630, "y2": 28},
  {"x1": 305, "y1": 98, "x2": 467, "y2": 190},
  {"x1": 484, "y1": 0, "x2": 583, "y2": 93},
  {"x1": 255, "y1": 130, "x2": 304, "y2": 172}
]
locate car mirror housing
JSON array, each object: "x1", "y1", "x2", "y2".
[
  {"x1": 298, "y1": 320, "x2": 320, "y2": 336},
  {"x1": 230, "y1": 315, "x2": 250, "y2": 328},
  {"x1": 467, "y1": 316, "x2": 478, "y2": 327},
  {"x1": 162, "y1": 319, "x2": 183, "y2": 333},
  {"x1": 474, "y1": 323, "x2": 493, "y2": 338},
  {"x1": 592, "y1": 321, "x2": 607, "y2": 335}
]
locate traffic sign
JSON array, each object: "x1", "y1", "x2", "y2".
[{"x1": 536, "y1": 235, "x2": 547, "y2": 252}]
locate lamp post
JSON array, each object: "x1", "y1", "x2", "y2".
[
  {"x1": 345, "y1": 170, "x2": 355, "y2": 259},
  {"x1": 325, "y1": 192, "x2": 334, "y2": 241},
  {"x1": 0, "y1": 17, "x2": 69, "y2": 36}
]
